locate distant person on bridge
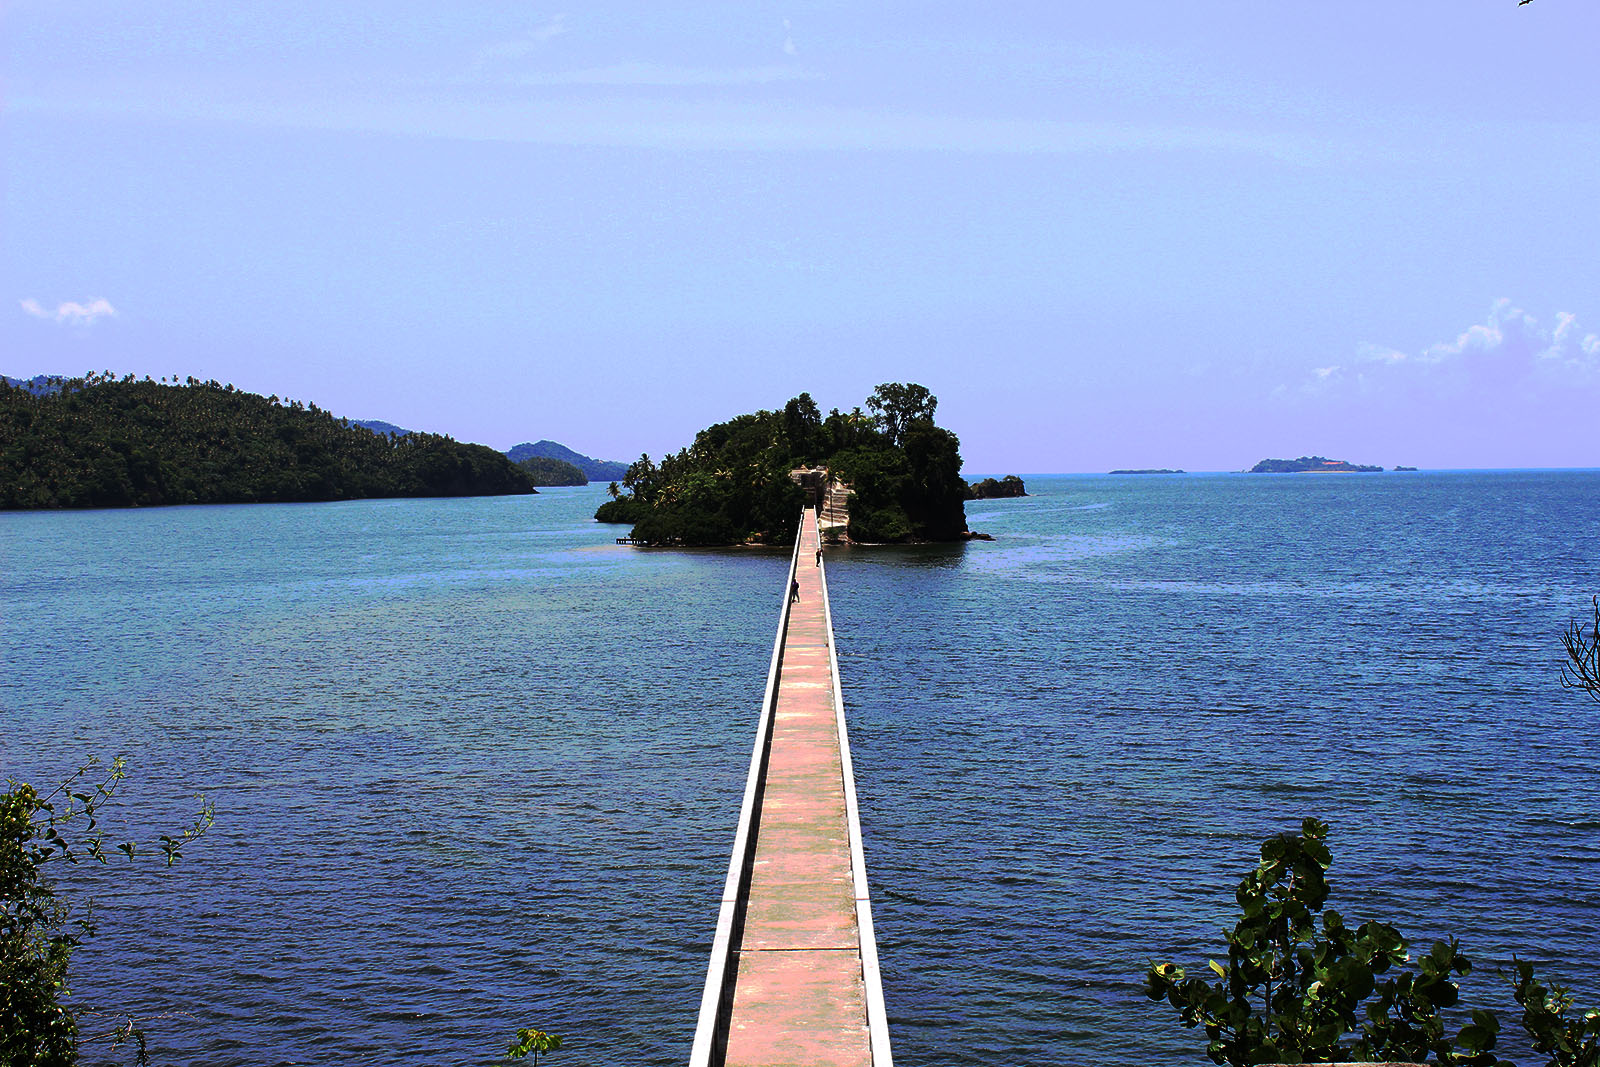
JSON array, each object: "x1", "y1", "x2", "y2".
[
  {"x1": 815, "y1": 548, "x2": 821, "y2": 567},
  {"x1": 790, "y1": 578, "x2": 801, "y2": 603}
]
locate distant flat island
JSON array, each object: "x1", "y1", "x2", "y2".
[
  {"x1": 1250, "y1": 456, "x2": 1383, "y2": 473},
  {"x1": 1110, "y1": 468, "x2": 1185, "y2": 475}
]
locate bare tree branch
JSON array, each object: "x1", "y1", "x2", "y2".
[{"x1": 1560, "y1": 596, "x2": 1600, "y2": 703}]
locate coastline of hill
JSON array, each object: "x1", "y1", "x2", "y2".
[
  {"x1": 514, "y1": 455, "x2": 587, "y2": 486},
  {"x1": 0, "y1": 374, "x2": 536, "y2": 509},
  {"x1": 345, "y1": 420, "x2": 627, "y2": 485},
  {"x1": 505, "y1": 440, "x2": 628, "y2": 482}
]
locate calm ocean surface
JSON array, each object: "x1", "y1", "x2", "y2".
[{"x1": 3, "y1": 472, "x2": 1598, "y2": 1066}]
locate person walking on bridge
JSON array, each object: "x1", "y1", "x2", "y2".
[{"x1": 790, "y1": 578, "x2": 800, "y2": 603}]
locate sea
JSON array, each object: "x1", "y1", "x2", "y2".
[{"x1": 2, "y1": 471, "x2": 1597, "y2": 1067}]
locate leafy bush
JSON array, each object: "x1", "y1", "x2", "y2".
[
  {"x1": 2, "y1": 757, "x2": 212, "y2": 1065},
  {"x1": 503, "y1": 1025, "x2": 562, "y2": 1065},
  {"x1": 1511, "y1": 961, "x2": 1600, "y2": 1067},
  {"x1": 1147, "y1": 818, "x2": 1500, "y2": 1065},
  {"x1": 1148, "y1": 818, "x2": 1599, "y2": 1067}
]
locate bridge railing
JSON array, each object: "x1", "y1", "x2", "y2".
[
  {"x1": 686, "y1": 508, "x2": 805, "y2": 1067},
  {"x1": 819, "y1": 540, "x2": 894, "y2": 1066}
]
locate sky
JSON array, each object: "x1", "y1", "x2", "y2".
[{"x1": 5, "y1": 1, "x2": 1598, "y2": 473}]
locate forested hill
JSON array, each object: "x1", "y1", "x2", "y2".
[
  {"x1": 595, "y1": 382, "x2": 968, "y2": 546},
  {"x1": 506, "y1": 440, "x2": 627, "y2": 482},
  {"x1": 0, "y1": 374, "x2": 535, "y2": 509}
]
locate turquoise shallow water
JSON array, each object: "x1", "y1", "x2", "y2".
[{"x1": 3, "y1": 472, "x2": 1598, "y2": 1066}]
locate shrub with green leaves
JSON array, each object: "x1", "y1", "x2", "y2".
[
  {"x1": 504, "y1": 1025, "x2": 562, "y2": 1065},
  {"x1": 1511, "y1": 960, "x2": 1600, "y2": 1067},
  {"x1": 1145, "y1": 818, "x2": 1500, "y2": 1065},
  {"x1": 1, "y1": 757, "x2": 212, "y2": 1066}
]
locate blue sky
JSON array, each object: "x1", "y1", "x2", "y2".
[{"x1": 5, "y1": 1, "x2": 1597, "y2": 472}]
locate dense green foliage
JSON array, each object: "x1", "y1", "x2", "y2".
[
  {"x1": 967, "y1": 475, "x2": 1027, "y2": 499},
  {"x1": 1510, "y1": 960, "x2": 1600, "y2": 1067},
  {"x1": 1148, "y1": 819, "x2": 1598, "y2": 1067},
  {"x1": 593, "y1": 494, "x2": 649, "y2": 526},
  {"x1": 2, "y1": 757, "x2": 212, "y2": 1066},
  {"x1": 594, "y1": 383, "x2": 968, "y2": 546},
  {"x1": 0, "y1": 374, "x2": 536, "y2": 509},
  {"x1": 516, "y1": 456, "x2": 587, "y2": 486}
]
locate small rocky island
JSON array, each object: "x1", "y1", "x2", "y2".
[
  {"x1": 1250, "y1": 456, "x2": 1383, "y2": 473},
  {"x1": 596, "y1": 383, "x2": 971, "y2": 546},
  {"x1": 1110, "y1": 468, "x2": 1184, "y2": 475},
  {"x1": 966, "y1": 475, "x2": 1026, "y2": 499}
]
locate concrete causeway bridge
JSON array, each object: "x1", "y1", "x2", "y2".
[{"x1": 689, "y1": 507, "x2": 893, "y2": 1067}]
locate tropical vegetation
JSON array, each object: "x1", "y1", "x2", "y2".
[
  {"x1": 0, "y1": 373, "x2": 536, "y2": 508},
  {"x1": 515, "y1": 456, "x2": 587, "y2": 486},
  {"x1": 594, "y1": 383, "x2": 968, "y2": 546}
]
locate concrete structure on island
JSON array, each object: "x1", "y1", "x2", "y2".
[
  {"x1": 689, "y1": 507, "x2": 892, "y2": 1067},
  {"x1": 818, "y1": 480, "x2": 850, "y2": 539}
]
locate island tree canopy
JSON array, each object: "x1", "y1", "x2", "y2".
[{"x1": 596, "y1": 383, "x2": 968, "y2": 546}]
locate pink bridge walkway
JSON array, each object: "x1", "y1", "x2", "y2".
[{"x1": 688, "y1": 507, "x2": 893, "y2": 1067}]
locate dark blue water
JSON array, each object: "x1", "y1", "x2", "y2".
[{"x1": 3, "y1": 472, "x2": 1597, "y2": 1066}]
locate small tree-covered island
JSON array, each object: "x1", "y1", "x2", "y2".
[
  {"x1": 966, "y1": 475, "x2": 1028, "y2": 499},
  {"x1": 596, "y1": 383, "x2": 1015, "y2": 546}
]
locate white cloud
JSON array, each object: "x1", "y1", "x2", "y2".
[
  {"x1": 474, "y1": 15, "x2": 568, "y2": 67},
  {"x1": 782, "y1": 18, "x2": 798, "y2": 57},
  {"x1": 19, "y1": 297, "x2": 117, "y2": 327},
  {"x1": 1299, "y1": 299, "x2": 1600, "y2": 397},
  {"x1": 499, "y1": 62, "x2": 822, "y2": 87}
]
